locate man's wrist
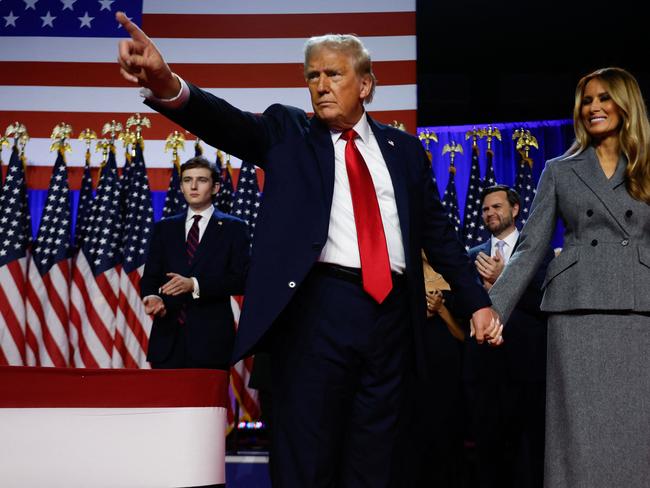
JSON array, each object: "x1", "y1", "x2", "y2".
[{"x1": 140, "y1": 74, "x2": 189, "y2": 108}]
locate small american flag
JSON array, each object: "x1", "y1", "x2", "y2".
[
  {"x1": 162, "y1": 151, "x2": 185, "y2": 218},
  {"x1": 113, "y1": 142, "x2": 152, "y2": 368},
  {"x1": 462, "y1": 144, "x2": 488, "y2": 250},
  {"x1": 25, "y1": 148, "x2": 72, "y2": 367},
  {"x1": 73, "y1": 149, "x2": 95, "y2": 250},
  {"x1": 441, "y1": 164, "x2": 463, "y2": 242},
  {"x1": 69, "y1": 146, "x2": 122, "y2": 368},
  {"x1": 215, "y1": 153, "x2": 234, "y2": 215},
  {"x1": 0, "y1": 145, "x2": 30, "y2": 365},
  {"x1": 231, "y1": 160, "x2": 261, "y2": 244}
]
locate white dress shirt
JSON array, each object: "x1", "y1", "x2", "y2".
[
  {"x1": 490, "y1": 228, "x2": 519, "y2": 264},
  {"x1": 185, "y1": 205, "x2": 214, "y2": 242},
  {"x1": 318, "y1": 115, "x2": 405, "y2": 273}
]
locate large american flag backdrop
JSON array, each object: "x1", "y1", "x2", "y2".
[{"x1": 0, "y1": 0, "x2": 416, "y2": 422}]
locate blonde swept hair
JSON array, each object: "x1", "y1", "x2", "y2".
[
  {"x1": 565, "y1": 67, "x2": 650, "y2": 204},
  {"x1": 303, "y1": 34, "x2": 377, "y2": 104}
]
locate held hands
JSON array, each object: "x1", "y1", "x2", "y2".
[
  {"x1": 160, "y1": 273, "x2": 194, "y2": 296},
  {"x1": 115, "y1": 11, "x2": 180, "y2": 98},
  {"x1": 470, "y1": 307, "x2": 504, "y2": 347},
  {"x1": 474, "y1": 250, "x2": 505, "y2": 289},
  {"x1": 425, "y1": 289, "x2": 444, "y2": 318},
  {"x1": 143, "y1": 296, "x2": 166, "y2": 318}
]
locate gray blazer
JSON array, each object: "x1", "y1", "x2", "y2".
[{"x1": 490, "y1": 145, "x2": 650, "y2": 322}]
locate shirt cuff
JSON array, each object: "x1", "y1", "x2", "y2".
[
  {"x1": 139, "y1": 74, "x2": 190, "y2": 109},
  {"x1": 191, "y1": 277, "x2": 200, "y2": 299}
]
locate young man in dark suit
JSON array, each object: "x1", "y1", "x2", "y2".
[
  {"x1": 464, "y1": 185, "x2": 553, "y2": 488},
  {"x1": 141, "y1": 156, "x2": 250, "y2": 370}
]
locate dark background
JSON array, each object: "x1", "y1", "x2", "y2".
[{"x1": 416, "y1": 0, "x2": 648, "y2": 126}]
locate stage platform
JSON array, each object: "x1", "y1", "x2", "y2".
[{"x1": 226, "y1": 453, "x2": 271, "y2": 488}]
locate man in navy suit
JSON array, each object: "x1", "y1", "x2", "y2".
[
  {"x1": 464, "y1": 185, "x2": 552, "y2": 488},
  {"x1": 117, "y1": 12, "x2": 501, "y2": 487},
  {"x1": 141, "y1": 156, "x2": 250, "y2": 370}
]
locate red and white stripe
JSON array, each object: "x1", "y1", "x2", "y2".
[
  {"x1": 25, "y1": 259, "x2": 71, "y2": 367},
  {"x1": 68, "y1": 252, "x2": 119, "y2": 368},
  {"x1": 0, "y1": 258, "x2": 27, "y2": 366},
  {"x1": 0, "y1": 0, "x2": 416, "y2": 185},
  {"x1": 112, "y1": 265, "x2": 152, "y2": 369},
  {"x1": 230, "y1": 296, "x2": 260, "y2": 421}
]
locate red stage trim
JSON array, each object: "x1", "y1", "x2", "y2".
[{"x1": 0, "y1": 366, "x2": 229, "y2": 408}]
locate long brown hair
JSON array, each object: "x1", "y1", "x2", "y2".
[{"x1": 565, "y1": 67, "x2": 650, "y2": 204}]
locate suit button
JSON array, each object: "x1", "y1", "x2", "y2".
[
  {"x1": 586, "y1": 209, "x2": 594, "y2": 217},
  {"x1": 625, "y1": 210, "x2": 633, "y2": 218},
  {"x1": 621, "y1": 239, "x2": 629, "y2": 246},
  {"x1": 312, "y1": 242, "x2": 322, "y2": 250},
  {"x1": 591, "y1": 239, "x2": 598, "y2": 246},
  {"x1": 288, "y1": 281, "x2": 296, "y2": 288}
]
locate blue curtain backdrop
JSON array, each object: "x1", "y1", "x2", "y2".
[{"x1": 25, "y1": 118, "x2": 575, "y2": 248}]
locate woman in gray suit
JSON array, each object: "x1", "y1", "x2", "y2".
[{"x1": 489, "y1": 67, "x2": 650, "y2": 488}]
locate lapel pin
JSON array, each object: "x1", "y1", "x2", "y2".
[{"x1": 387, "y1": 139, "x2": 395, "y2": 146}]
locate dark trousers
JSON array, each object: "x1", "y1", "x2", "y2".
[
  {"x1": 464, "y1": 355, "x2": 546, "y2": 488},
  {"x1": 408, "y1": 315, "x2": 465, "y2": 488},
  {"x1": 149, "y1": 324, "x2": 228, "y2": 370},
  {"x1": 269, "y1": 266, "x2": 410, "y2": 488}
]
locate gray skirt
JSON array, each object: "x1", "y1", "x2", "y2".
[{"x1": 545, "y1": 312, "x2": 650, "y2": 488}]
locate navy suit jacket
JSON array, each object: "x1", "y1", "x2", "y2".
[
  {"x1": 465, "y1": 238, "x2": 553, "y2": 381},
  {"x1": 140, "y1": 210, "x2": 250, "y2": 366},
  {"x1": 148, "y1": 83, "x2": 491, "y2": 373}
]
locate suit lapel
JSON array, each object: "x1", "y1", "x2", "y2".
[
  {"x1": 368, "y1": 115, "x2": 411, "y2": 264},
  {"x1": 189, "y1": 212, "x2": 224, "y2": 272},
  {"x1": 307, "y1": 116, "x2": 336, "y2": 213},
  {"x1": 572, "y1": 147, "x2": 630, "y2": 234},
  {"x1": 170, "y1": 214, "x2": 189, "y2": 272}
]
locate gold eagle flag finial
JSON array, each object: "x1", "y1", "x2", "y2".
[
  {"x1": 102, "y1": 120, "x2": 123, "y2": 145},
  {"x1": 119, "y1": 127, "x2": 137, "y2": 159},
  {"x1": 164, "y1": 130, "x2": 186, "y2": 168},
  {"x1": 442, "y1": 140, "x2": 463, "y2": 172},
  {"x1": 126, "y1": 113, "x2": 151, "y2": 144},
  {"x1": 95, "y1": 138, "x2": 112, "y2": 166},
  {"x1": 6, "y1": 122, "x2": 30, "y2": 156},
  {"x1": 78, "y1": 128, "x2": 97, "y2": 166},
  {"x1": 418, "y1": 128, "x2": 439, "y2": 162},
  {"x1": 512, "y1": 128, "x2": 539, "y2": 166},
  {"x1": 50, "y1": 123, "x2": 73, "y2": 154},
  {"x1": 465, "y1": 127, "x2": 482, "y2": 147},
  {"x1": 478, "y1": 126, "x2": 502, "y2": 152}
]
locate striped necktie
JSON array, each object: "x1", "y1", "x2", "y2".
[{"x1": 186, "y1": 214, "x2": 202, "y2": 264}]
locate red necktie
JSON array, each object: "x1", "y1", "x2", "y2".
[{"x1": 341, "y1": 129, "x2": 392, "y2": 303}]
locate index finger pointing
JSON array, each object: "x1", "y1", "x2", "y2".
[{"x1": 116, "y1": 11, "x2": 148, "y2": 43}]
